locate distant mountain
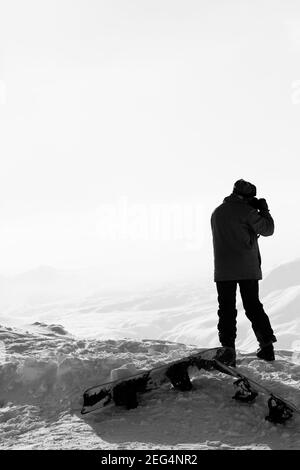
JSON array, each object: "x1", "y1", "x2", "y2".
[
  {"x1": 261, "y1": 258, "x2": 300, "y2": 296},
  {"x1": 0, "y1": 266, "x2": 94, "y2": 308},
  {"x1": 13, "y1": 265, "x2": 62, "y2": 285}
]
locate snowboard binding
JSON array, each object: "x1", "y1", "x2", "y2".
[
  {"x1": 112, "y1": 381, "x2": 139, "y2": 409},
  {"x1": 265, "y1": 395, "x2": 293, "y2": 424},
  {"x1": 112, "y1": 375, "x2": 149, "y2": 409},
  {"x1": 166, "y1": 362, "x2": 193, "y2": 391},
  {"x1": 232, "y1": 377, "x2": 258, "y2": 403}
]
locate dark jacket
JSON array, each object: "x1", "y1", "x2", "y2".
[{"x1": 211, "y1": 194, "x2": 274, "y2": 281}]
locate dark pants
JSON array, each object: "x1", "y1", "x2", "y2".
[{"x1": 216, "y1": 280, "x2": 276, "y2": 348}]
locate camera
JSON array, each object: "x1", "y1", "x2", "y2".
[{"x1": 247, "y1": 197, "x2": 261, "y2": 209}]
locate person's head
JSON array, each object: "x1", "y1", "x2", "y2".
[{"x1": 232, "y1": 179, "x2": 256, "y2": 200}]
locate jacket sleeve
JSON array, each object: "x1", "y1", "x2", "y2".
[{"x1": 247, "y1": 209, "x2": 274, "y2": 237}]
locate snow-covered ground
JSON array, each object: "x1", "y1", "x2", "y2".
[{"x1": 0, "y1": 260, "x2": 300, "y2": 449}]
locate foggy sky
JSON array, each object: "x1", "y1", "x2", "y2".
[{"x1": 1, "y1": 0, "x2": 300, "y2": 281}]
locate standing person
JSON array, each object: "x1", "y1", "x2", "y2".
[{"x1": 211, "y1": 179, "x2": 277, "y2": 363}]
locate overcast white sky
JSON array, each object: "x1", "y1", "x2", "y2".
[{"x1": 0, "y1": 0, "x2": 300, "y2": 282}]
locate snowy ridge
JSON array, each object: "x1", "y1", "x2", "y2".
[
  {"x1": 0, "y1": 324, "x2": 300, "y2": 449},
  {"x1": 2, "y1": 261, "x2": 300, "y2": 352},
  {"x1": 1, "y1": 259, "x2": 300, "y2": 449}
]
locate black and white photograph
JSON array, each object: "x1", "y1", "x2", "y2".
[{"x1": 0, "y1": 0, "x2": 300, "y2": 453}]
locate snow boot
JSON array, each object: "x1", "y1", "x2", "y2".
[
  {"x1": 256, "y1": 343, "x2": 275, "y2": 361},
  {"x1": 220, "y1": 345, "x2": 236, "y2": 367}
]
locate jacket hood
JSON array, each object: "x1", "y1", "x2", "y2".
[{"x1": 223, "y1": 193, "x2": 250, "y2": 204}]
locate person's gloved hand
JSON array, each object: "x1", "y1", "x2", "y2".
[
  {"x1": 248, "y1": 197, "x2": 260, "y2": 209},
  {"x1": 256, "y1": 198, "x2": 269, "y2": 211},
  {"x1": 248, "y1": 197, "x2": 269, "y2": 211}
]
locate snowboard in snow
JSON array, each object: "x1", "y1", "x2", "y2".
[
  {"x1": 81, "y1": 346, "x2": 234, "y2": 415},
  {"x1": 214, "y1": 359, "x2": 300, "y2": 424},
  {"x1": 81, "y1": 346, "x2": 300, "y2": 424}
]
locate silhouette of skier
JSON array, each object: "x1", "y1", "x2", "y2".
[{"x1": 211, "y1": 179, "x2": 277, "y2": 362}]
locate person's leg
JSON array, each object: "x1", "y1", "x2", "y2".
[
  {"x1": 216, "y1": 281, "x2": 238, "y2": 348},
  {"x1": 239, "y1": 280, "x2": 276, "y2": 348}
]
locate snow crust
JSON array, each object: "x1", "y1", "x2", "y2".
[
  {"x1": 0, "y1": 322, "x2": 299, "y2": 449},
  {"x1": 1, "y1": 260, "x2": 300, "y2": 449}
]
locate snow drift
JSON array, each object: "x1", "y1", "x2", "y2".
[
  {"x1": 0, "y1": 323, "x2": 300, "y2": 450},
  {"x1": 1, "y1": 259, "x2": 300, "y2": 449}
]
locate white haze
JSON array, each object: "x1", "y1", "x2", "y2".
[
  {"x1": 0, "y1": 0, "x2": 300, "y2": 284},
  {"x1": 1, "y1": 2, "x2": 300, "y2": 450},
  {"x1": 1, "y1": 258, "x2": 300, "y2": 354}
]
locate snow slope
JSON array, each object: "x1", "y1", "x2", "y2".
[
  {"x1": 0, "y1": 323, "x2": 300, "y2": 450},
  {"x1": 1, "y1": 259, "x2": 300, "y2": 449},
  {"x1": 2, "y1": 275, "x2": 300, "y2": 352}
]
